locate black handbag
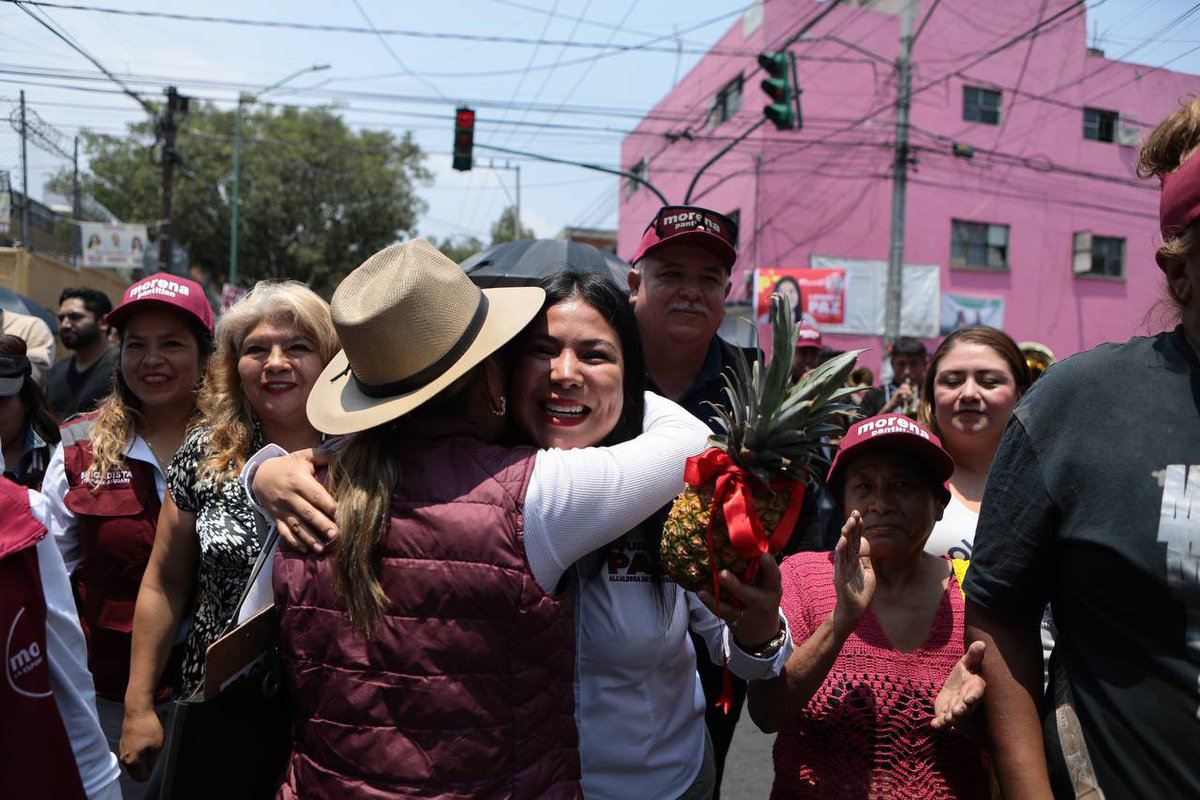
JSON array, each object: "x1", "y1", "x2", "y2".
[{"x1": 159, "y1": 518, "x2": 291, "y2": 799}]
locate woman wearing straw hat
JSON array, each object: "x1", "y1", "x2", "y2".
[{"x1": 252, "y1": 239, "x2": 709, "y2": 798}]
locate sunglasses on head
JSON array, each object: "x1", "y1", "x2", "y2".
[{"x1": 649, "y1": 205, "x2": 737, "y2": 246}]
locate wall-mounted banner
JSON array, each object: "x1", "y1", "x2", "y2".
[
  {"x1": 754, "y1": 266, "x2": 846, "y2": 325},
  {"x1": 940, "y1": 292, "x2": 1004, "y2": 335},
  {"x1": 79, "y1": 221, "x2": 149, "y2": 268},
  {"x1": 808, "y1": 255, "x2": 940, "y2": 337}
]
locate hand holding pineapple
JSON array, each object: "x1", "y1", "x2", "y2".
[
  {"x1": 695, "y1": 552, "x2": 784, "y2": 650},
  {"x1": 830, "y1": 510, "x2": 876, "y2": 636}
]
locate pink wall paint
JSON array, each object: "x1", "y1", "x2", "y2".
[{"x1": 618, "y1": 0, "x2": 1200, "y2": 371}]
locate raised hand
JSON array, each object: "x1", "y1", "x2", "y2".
[
  {"x1": 253, "y1": 448, "x2": 339, "y2": 552},
  {"x1": 831, "y1": 510, "x2": 874, "y2": 634},
  {"x1": 932, "y1": 640, "x2": 987, "y2": 731}
]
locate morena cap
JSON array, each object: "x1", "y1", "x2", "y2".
[
  {"x1": 0, "y1": 352, "x2": 30, "y2": 397},
  {"x1": 796, "y1": 324, "x2": 822, "y2": 350},
  {"x1": 104, "y1": 273, "x2": 215, "y2": 335},
  {"x1": 630, "y1": 205, "x2": 738, "y2": 270},
  {"x1": 827, "y1": 414, "x2": 954, "y2": 505},
  {"x1": 306, "y1": 238, "x2": 545, "y2": 435}
]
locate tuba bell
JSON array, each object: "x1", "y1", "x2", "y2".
[{"x1": 1019, "y1": 342, "x2": 1056, "y2": 383}]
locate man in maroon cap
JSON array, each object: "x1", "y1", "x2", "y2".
[{"x1": 791, "y1": 323, "x2": 823, "y2": 382}]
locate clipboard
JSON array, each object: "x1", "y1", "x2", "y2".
[{"x1": 203, "y1": 603, "x2": 279, "y2": 699}]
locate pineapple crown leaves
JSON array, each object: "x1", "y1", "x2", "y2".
[{"x1": 702, "y1": 295, "x2": 866, "y2": 485}]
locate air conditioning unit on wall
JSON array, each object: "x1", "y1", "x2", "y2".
[{"x1": 1117, "y1": 119, "x2": 1141, "y2": 147}]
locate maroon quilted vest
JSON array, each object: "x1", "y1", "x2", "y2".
[
  {"x1": 275, "y1": 421, "x2": 580, "y2": 800},
  {"x1": 58, "y1": 413, "x2": 169, "y2": 702}
]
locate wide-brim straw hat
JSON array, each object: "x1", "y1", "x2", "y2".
[{"x1": 307, "y1": 238, "x2": 545, "y2": 435}]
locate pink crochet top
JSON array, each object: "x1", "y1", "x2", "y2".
[{"x1": 771, "y1": 552, "x2": 989, "y2": 800}]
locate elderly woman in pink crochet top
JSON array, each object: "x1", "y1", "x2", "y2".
[{"x1": 749, "y1": 414, "x2": 989, "y2": 800}]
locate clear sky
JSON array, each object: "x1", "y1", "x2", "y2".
[{"x1": 2, "y1": 0, "x2": 1199, "y2": 248}]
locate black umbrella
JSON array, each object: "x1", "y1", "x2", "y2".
[
  {"x1": 0, "y1": 286, "x2": 58, "y2": 335},
  {"x1": 461, "y1": 239, "x2": 629, "y2": 293}
]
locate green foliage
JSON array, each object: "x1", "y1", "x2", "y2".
[
  {"x1": 429, "y1": 234, "x2": 485, "y2": 264},
  {"x1": 62, "y1": 102, "x2": 430, "y2": 289},
  {"x1": 489, "y1": 204, "x2": 534, "y2": 245}
]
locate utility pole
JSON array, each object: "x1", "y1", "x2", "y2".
[
  {"x1": 19, "y1": 90, "x2": 29, "y2": 248},
  {"x1": 72, "y1": 136, "x2": 81, "y2": 221},
  {"x1": 884, "y1": 0, "x2": 917, "y2": 345},
  {"x1": 157, "y1": 86, "x2": 187, "y2": 273}
]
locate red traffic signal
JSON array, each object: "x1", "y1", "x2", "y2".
[{"x1": 453, "y1": 106, "x2": 475, "y2": 172}]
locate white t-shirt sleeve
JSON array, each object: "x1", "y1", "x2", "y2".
[
  {"x1": 31, "y1": 490, "x2": 123, "y2": 800},
  {"x1": 43, "y1": 443, "x2": 84, "y2": 575},
  {"x1": 523, "y1": 392, "x2": 711, "y2": 592},
  {"x1": 685, "y1": 592, "x2": 794, "y2": 681},
  {"x1": 238, "y1": 443, "x2": 289, "y2": 514}
]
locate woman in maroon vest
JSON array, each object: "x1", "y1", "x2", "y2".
[
  {"x1": 254, "y1": 239, "x2": 709, "y2": 799},
  {"x1": 43, "y1": 272, "x2": 215, "y2": 800}
]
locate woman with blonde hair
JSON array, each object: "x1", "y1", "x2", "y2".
[
  {"x1": 119, "y1": 281, "x2": 337, "y2": 782},
  {"x1": 45, "y1": 273, "x2": 215, "y2": 800}
]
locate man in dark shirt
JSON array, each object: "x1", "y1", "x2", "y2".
[{"x1": 47, "y1": 287, "x2": 117, "y2": 418}]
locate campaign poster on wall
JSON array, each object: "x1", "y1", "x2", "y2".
[
  {"x1": 808, "y1": 255, "x2": 940, "y2": 338},
  {"x1": 940, "y1": 292, "x2": 1004, "y2": 335},
  {"x1": 754, "y1": 266, "x2": 846, "y2": 325},
  {"x1": 79, "y1": 221, "x2": 149, "y2": 268}
]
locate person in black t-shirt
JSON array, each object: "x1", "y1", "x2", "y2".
[
  {"x1": 965, "y1": 98, "x2": 1200, "y2": 799},
  {"x1": 48, "y1": 287, "x2": 117, "y2": 418}
]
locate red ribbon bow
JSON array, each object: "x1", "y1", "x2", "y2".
[{"x1": 683, "y1": 447, "x2": 806, "y2": 714}]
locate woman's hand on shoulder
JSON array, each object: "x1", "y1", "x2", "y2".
[
  {"x1": 831, "y1": 510, "x2": 874, "y2": 635},
  {"x1": 696, "y1": 552, "x2": 784, "y2": 649},
  {"x1": 254, "y1": 448, "x2": 339, "y2": 552},
  {"x1": 932, "y1": 640, "x2": 987, "y2": 732}
]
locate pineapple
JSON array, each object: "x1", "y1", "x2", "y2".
[{"x1": 661, "y1": 294, "x2": 863, "y2": 592}]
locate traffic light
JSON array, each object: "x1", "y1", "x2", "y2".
[
  {"x1": 452, "y1": 106, "x2": 475, "y2": 172},
  {"x1": 758, "y1": 51, "x2": 798, "y2": 131}
]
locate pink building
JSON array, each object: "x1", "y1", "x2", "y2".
[{"x1": 618, "y1": 0, "x2": 1200, "y2": 370}]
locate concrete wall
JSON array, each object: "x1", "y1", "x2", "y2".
[
  {"x1": 618, "y1": 0, "x2": 1200, "y2": 369},
  {"x1": 0, "y1": 247, "x2": 129, "y2": 320}
]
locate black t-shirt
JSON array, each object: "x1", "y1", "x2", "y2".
[
  {"x1": 47, "y1": 346, "x2": 118, "y2": 418},
  {"x1": 966, "y1": 326, "x2": 1200, "y2": 798}
]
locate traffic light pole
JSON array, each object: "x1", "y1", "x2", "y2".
[
  {"x1": 883, "y1": 0, "x2": 916, "y2": 345},
  {"x1": 683, "y1": 117, "x2": 766, "y2": 204},
  {"x1": 476, "y1": 142, "x2": 669, "y2": 206}
]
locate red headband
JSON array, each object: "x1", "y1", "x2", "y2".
[{"x1": 1160, "y1": 153, "x2": 1200, "y2": 239}]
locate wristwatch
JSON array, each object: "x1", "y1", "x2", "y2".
[{"x1": 741, "y1": 616, "x2": 788, "y2": 658}]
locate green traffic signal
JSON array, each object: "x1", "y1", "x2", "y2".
[{"x1": 758, "y1": 50, "x2": 796, "y2": 131}]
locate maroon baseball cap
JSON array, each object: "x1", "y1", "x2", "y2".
[
  {"x1": 105, "y1": 273, "x2": 215, "y2": 335},
  {"x1": 827, "y1": 414, "x2": 954, "y2": 505},
  {"x1": 630, "y1": 205, "x2": 738, "y2": 270},
  {"x1": 796, "y1": 324, "x2": 822, "y2": 350}
]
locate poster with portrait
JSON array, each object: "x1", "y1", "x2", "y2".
[
  {"x1": 940, "y1": 292, "x2": 1004, "y2": 335},
  {"x1": 79, "y1": 221, "x2": 149, "y2": 268},
  {"x1": 0, "y1": 171, "x2": 10, "y2": 237},
  {"x1": 754, "y1": 266, "x2": 846, "y2": 326}
]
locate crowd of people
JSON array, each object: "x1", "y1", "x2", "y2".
[{"x1": 2, "y1": 98, "x2": 1199, "y2": 800}]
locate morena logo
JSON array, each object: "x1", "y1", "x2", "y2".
[
  {"x1": 6, "y1": 606, "x2": 51, "y2": 698},
  {"x1": 855, "y1": 416, "x2": 930, "y2": 441},
  {"x1": 129, "y1": 278, "x2": 190, "y2": 300}
]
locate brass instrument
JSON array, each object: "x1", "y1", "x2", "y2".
[
  {"x1": 899, "y1": 376, "x2": 920, "y2": 417},
  {"x1": 1019, "y1": 341, "x2": 1056, "y2": 383}
]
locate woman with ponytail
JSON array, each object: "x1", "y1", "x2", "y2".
[{"x1": 964, "y1": 98, "x2": 1200, "y2": 798}]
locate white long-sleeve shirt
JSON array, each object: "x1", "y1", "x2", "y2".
[{"x1": 27, "y1": 487, "x2": 124, "y2": 800}]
